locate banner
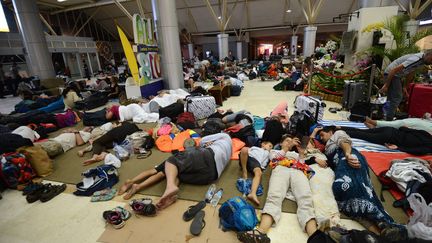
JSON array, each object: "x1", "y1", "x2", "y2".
[{"x1": 117, "y1": 25, "x2": 140, "y2": 84}]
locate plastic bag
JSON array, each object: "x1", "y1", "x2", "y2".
[
  {"x1": 407, "y1": 193, "x2": 432, "y2": 240},
  {"x1": 113, "y1": 139, "x2": 132, "y2": 161}
]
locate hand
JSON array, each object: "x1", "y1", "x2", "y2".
[
  {"x1": 316, "y1": 159, "x2": 328, "y2": 168},
  {"x1": 204, "y1": 141, "x2": 214, "y2": 147},
  {"x1": 379, "y1": 85, "x2": 388, "y2": 94},
  {"x1": 313, "y1": 126, "x2": 323, "y2": 133},
  {"x1": 345, "y1": 154, "x2": 361, "y2": 169},
  {"x1": 293, "y1": 138, "x2": 301, "y2": 147},
  {"x1": 385, "y1": 143, "x2": 398, "y2": 150}
]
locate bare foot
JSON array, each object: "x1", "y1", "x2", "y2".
[
  {"x1": 247, "y1": 193, "x2": 260, "y2": 206},
  {"x1": 118, "y1": 179, "x2": 133, "y2": 195},
  {"x1": 364, "y1": 121, "x2": 374, "y2": 129},
  {"x1": 157, "y1": 195, "x2": 178, "y2": 210},
  {"x1": 364, "y1": 117, "x2": 376, "y2": 128},
  {"x1": 77, "y1": 150, "x2": 84, "y2": 157},
  {"x1": 123, "y1": 183, "x2": 138, "y2": 200},
  {"x1": 156, "y1": 186, "x2": 179, "y2": 209}
]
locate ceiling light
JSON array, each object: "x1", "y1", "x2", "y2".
[
  {"x1": 286, "y1": 9, "x2": 292, "y2": 13},
  {"x1": 57, "y1": 0, "x2": 67, "y2": 2},
  {"x1": 419, "y1": 19, "x2": 432, "y2": 26},
  {"x1": 218, "y1": 16, "x2": 222, "y2": 19}
]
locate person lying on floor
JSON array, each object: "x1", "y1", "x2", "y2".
[
  {"x1": 83, "y1": 122, "x2": 141, "y2": 166},
  {"x1": 38, "y1": 127, "x2": 92, "y2": 157},
  {"x1": 364, "y1": 115, "x2": 432, "y2": 133},
  {"x1": 77, "y1": 122, "x2": 117, "y2": 157},
  {"x1": 339, "y1": 126, "x2": 432, "y2": 155},
  {"x1": 318, "y1": 126, "x2": 406, "y2": 238},
  {"x1": 105, "y1": 103, "x2": 159, "y2": 123},
  {"x1": 142, "y1": 90, "x2": 188, "y2": 113},
  {"x1": 118, "y1": 132, "x2": 232, "y2": 209},
  {"x1": 238, "y1": 135, "x2": 319, "y2": 243}
]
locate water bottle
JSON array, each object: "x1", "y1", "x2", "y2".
[
  {"x1": 210, "y1": 189, "x2": 223, "y2": 207},
  {"x1": 205, "y1": 184, "x2": 216, "y2": 203}
]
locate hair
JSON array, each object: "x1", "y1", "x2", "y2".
[
  {"x1": 320, "y1": 126, "x2": 337, "y2": 134},
  {"x1": 62, "y1": 82, "x2": 81, "y2": 98},
  {"x1": 280, "y1": 134, "x2": 294, "y2": 143},
  {"x1": 261, "y1": 141, "x2": 273, "y2": 146}
]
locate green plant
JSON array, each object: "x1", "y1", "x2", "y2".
[{"x1": 368, "y1": 15, "x2": 432, "y2": 62}]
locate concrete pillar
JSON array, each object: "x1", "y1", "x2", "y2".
[
  {"x1": 303, "y1": 26, "x2": 317, "y2": 57},
  {"x1": 12, "y1": 0, "x2": 55, "y2": 79},
  {"x1": 86, "y1": 53, "x2": 94, "y2": 75},
  {"x1": 236, "y1": 41, "x2": 242, "y2": 61},
  {"x1": 404, "y1": 20, "x2": 419, "y2": 40},
  {"x1": 187, "y1": 43, "x2": 194, "y2": 60},
  {"x1": 95, "y1": 54, "x2": 101, "y2": 71},
  {"x1": 291, "y1": 35, "x2": 298, "y2": 57},
  {"x1": 217, "y1": 33, "x2": 229, "y2": 61},
  {"x1": 76, "y1": 53, "x2": 83, "y2": 77},
  {"x1": 151, "y1": 0, "x2": 183, "y2": 89}
]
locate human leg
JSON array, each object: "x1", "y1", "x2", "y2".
[
  {"x1": 290, "y1": 169, "x2": 317, "y2": 235},
  {"x1": 78, "y1": 144, "x2": 93, "y2": 157},
  {"x1": 342, "y1": 127, "x2": 395, "y2": 145},
  {"x1": 83, "y1": 152, "x2": 107, "y2": 165},
  {"x1": 248, "y1": 168, "x2": 263, "y2": 206},
  {"x1": 239, "y1": 147, "x2": 250, "y2": 179},
  {"x1": 156, "y1": 161, "x2": 180, "y2": 209},
  {"x1": 123, "y1": 172, "x2": 166, "y2": 200},
  {"x1": 386, "y1": 77, "x2": 403, "y2": 121}
]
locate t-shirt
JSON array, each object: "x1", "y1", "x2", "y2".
[
  {"x1": 52, "y1": 131, "x2": 91, "y2": 152},
  {"x1": 12, "y1": 126, "x2": 40, "y2": 142},
  {"x1": 200, "y1": 133, "x2": 232, "y2": 178},
  {"x1": 248, "y1": 146, "x2": 270, "y2": 169},
  {"x1": 324, "y1": 130, "x2": 352, "y2": 156},
  {"x1": 269, "y1": 149, "x2": 299, "y2": 161},
  {"x1": 384, "y1": 53, "x2": 424, "y2": 76}
]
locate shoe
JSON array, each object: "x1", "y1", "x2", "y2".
[
  {"x1": 26, "y1": 185, "x2": 46, "y2": 203},
  {"x1": 102, "y1": 210, "x2": 125, "y2": 229},
  {"x1": 129, "y1": 198, "x2": 157, "y2": 216},
  {"x1": 40, "y1": 184, "x2": 66, "y2": 202},
  {"x1": 22, "y1": 183, "x2": 44, "y2": 196}
]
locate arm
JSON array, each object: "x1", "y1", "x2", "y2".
[
  {"x1": 75, "y1": 132, "x2": 85, "y2": 146},
  {"x1": 340, "y1": 141, "x2": 361, "y2": 169},
  {"x1": 381, "y1": 64, "x2": 404, "y2": 93}
]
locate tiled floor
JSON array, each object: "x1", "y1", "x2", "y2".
[
  {"x1": 0, "y1": 79, "x2": 364, "y2": 243},
  {"x1": 0, "y1": 95, "x2": 22, "y2": 114}
]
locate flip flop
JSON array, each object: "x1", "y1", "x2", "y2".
[
  {"x1": 136, "y1": 150, "x2": 152, "y2": 159},
  {"x1": 237, "y1": 229, "x2": 271, "y2": 243},
  {"x1": 183, "y1": 200, "x2": 207, "y2": 221},
  {"x1": 190, "y1": 210, "x2": 206, "y2": 236}
]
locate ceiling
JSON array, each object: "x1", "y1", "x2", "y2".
[{"x1": 34, "y1": 0, "x2": 409, "y2": 40}]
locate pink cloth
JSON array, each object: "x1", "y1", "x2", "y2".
[{"x1": 271, "y1": 101, "x2": 289, "y2": 124}]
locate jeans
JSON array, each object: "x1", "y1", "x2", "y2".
[{"x1": 386, "y1": 75, "x2": 403, "y2": 121}]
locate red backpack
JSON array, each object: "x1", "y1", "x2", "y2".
[{"x1": 176, "y1": 112, "x2": 197, "y2": 129}]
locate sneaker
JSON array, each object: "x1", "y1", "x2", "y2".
[{"x1": 102, "y1": 210, "x2": 125, "y2": 229}]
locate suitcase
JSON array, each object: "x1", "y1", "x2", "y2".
[
  {"x1": 408, "y1": 84, "x2": 432, "y2": 118},
  {"x1": 294, "y1": 95, "x2": 326, "y2": 122},
  {"x1": 185, "y1": 95, "x2": 216, "y2": 120},
  {"x1": 342, "y1": 81, "x2": 367, "y2": 109}
]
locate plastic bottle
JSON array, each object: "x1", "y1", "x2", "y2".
[
  {"x1": 210, "y1": 189, "x2": 223, "y2": 207},
  {"x1": 205, "y1": 184, "x2": 216, "y2": 202}
]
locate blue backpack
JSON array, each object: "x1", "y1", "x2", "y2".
[{"x1": 218, "y1": 196, "x2": 258, "y2": 232}]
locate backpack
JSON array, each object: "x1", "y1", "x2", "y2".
[
  {"x1": 218, "y1": 196, "x2": 258, "y2": 232},
  {"x1": 202, "y1": 118, "x2": 225, "y2": 136},
  {"x1": 0, "y1": 152, "x2": 35, "y2": 188},
  {"x1": 288, "y1": 110, "x2": 316, "y2": 136},
  {"x1": 83, "y1": 108, "x2": 108, "y2": 126},
  {"x1": 176, "y1": 112, "x2": 197, "y2": 129},
  {"x1": 74, "y1": 164, "x2": 119, "y2": 196},
  {"x1": 231, "y1": 85, "x2": 242, "y2": 96}
]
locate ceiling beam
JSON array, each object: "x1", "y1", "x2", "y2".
[
  {"x1": 75, "y1": 7, "x2": 100, "y2": 36},
  {"x1": 39, "y1": 14, "x2": 57, "y2": 35},
  {"x1": 37, "y1": 1, "x2": 65, "y2": 9},
  {"x1": 51, "y1": 0, "x2": 133, "y2": 15},
  {"x1": 113, "y1": 0, "x2": 133, "y2": 20}
]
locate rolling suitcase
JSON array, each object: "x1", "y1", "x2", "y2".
[
  {"x1": 342, "y1": 81, "x2": 367, "y2": 109},
  {"x1": 294, "y1": 95, "x2": 326, "y2": 122},
  {"x1": 185, "y1": 95, "x2": 216, "y2": 120},
  {"x1": 408, "y1": 83, "x2": 432, "y2": 118}
]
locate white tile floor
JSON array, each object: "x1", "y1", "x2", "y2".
[
  {"x1": 0, "y1": 79, "x2": 364, "y2": 243},
  {"x1": 0, "y1": 95, "x2": 22, "y2": 114}
]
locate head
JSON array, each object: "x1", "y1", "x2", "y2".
[
  {"x1": 261, "y1": 141, "x2": 273, "y2": 151},
  {"x1": 318, "y1": 126, "x2": 337, "y2": 143},
  {"x1": 280, "y1": 134, "x2": 296, "y2": 151},
  {"x1": 62, "y1": 82, "x2": 80, "y2": 98},
  {"x1": 423, "y1": 49, "x2": 432, "y2": 65},
  {"x1": 105, "y1": 108, "x2": 114, "y2": 120}
]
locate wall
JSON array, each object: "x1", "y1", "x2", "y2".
[{"x1": 194, "y1": 36, "x2": 248, "y2": 60}]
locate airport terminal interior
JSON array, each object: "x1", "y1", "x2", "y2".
[{"x1": 0, "y1": 0, "x2": 432, "y2": 242}]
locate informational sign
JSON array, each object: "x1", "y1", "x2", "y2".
[{"x1": 133, "y1": 14, "x2": 154, "y2": 45}]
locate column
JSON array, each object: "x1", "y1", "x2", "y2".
[
  {"x1": 187, "y1": 43, "x2": 194, "y2": 60},
  {"x1": 217, "y1": 33, "x2": 229, "y2": 61},
  {"x1": 95, "y1": 53, "x2": 102, "y2": 71},
  {"x1": 404, "y1": 20, "x2": 419, "y2": 40},
  {"x1": 151, "y1": 0, "x2": 183, "y2": 89},
  {"x1": 303, "y1": 26, "x2": 317, "y2": 57},
  {"x1": 86, "y1": 53, "x2": 94, "y2": 75},
  {"x1": 236, "y1": 41, "x2": 242, "y2": 61},
  {"x1": 291, "y1": 35, "x2": 298, "y2": 57},
  {"x1": 12, "y1": 0, "x2": 55, "y2": 80},
  {"x1": 76, "y1": 53, "x2": 83, "y2": 77}
]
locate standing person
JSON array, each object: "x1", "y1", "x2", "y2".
[
  {"x1": 10, "y1": 62, "x2": 21, "y2": 96},
  {"x1": 0, "y1": 63, "x2": 5, "y2": 98},
  {"x1": 379, "y1": 50, "x2": 432, "y2": 120},
  {"x1": 83, "y1": 60, "x2": 90, "y2": 80}
]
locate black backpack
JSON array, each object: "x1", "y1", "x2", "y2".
[
  {"x1": 75, "y1": 92, "x2": 109, "y2": 110},
  {"x1": 288, "y1": 110, "x2": 316, "y2": 136},
  {"x1": 83, "y1": 108, "x2": 108, "y2": 126}
]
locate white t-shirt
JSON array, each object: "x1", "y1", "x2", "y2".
[
  {"x1": 52, "y1": 131, "x2": 91, "y2": 152},
  {"x1": 248, "y1": 146, "x2": 270, "y2": 169},
  {"x1": 12, "y1": 126, "x2": 40, "y2": 142}
]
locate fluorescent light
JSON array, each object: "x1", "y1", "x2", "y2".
[
  {"x1": 286, "y1": 9, "x2": 292, "y2": 13},
  {"x1": 218, "y1": 16, "x2": 222, "y2": 19},
  {"x1": 419, "y1": 19, "x2": 432, "y2": 26},
  {"x1": 57, "y1": 0, "x2": 67, "y2": 2}
]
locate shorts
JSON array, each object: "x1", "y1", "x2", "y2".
[
  {"x1": 239, "y1": 154, "x2": 262, "y2": 173},
  {"x1": 154, "y1": 161, "x2": 166, "y2": 173},
  {"x1": 166, "y1": 147, "x2": 217, "y2": 185}
]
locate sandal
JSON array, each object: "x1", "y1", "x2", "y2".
[
  {"x1": 183, "y1": 200, "x2": 207, "y2": 221},
  {"x1": 102, "y1": 210, "x2": 125, "y2": 229},
  {"x1": 129, "y1": 198, "x2": 157, "y2": 216},
  {"x1": 136, "y1": 150, "x2": 152, "y2": 159},
  {"x1": 113, "y1": 206, "x2": 131, "y2": 221},
  {"x1": 91, "y1": 188, "x2": 117, "y2": 202},
  {"x1": 237, "y1": 229, "x2": 271, "y2": 243},
  {"x1": 190, "y1": 210, "x2": 206, "y2": 236}
]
